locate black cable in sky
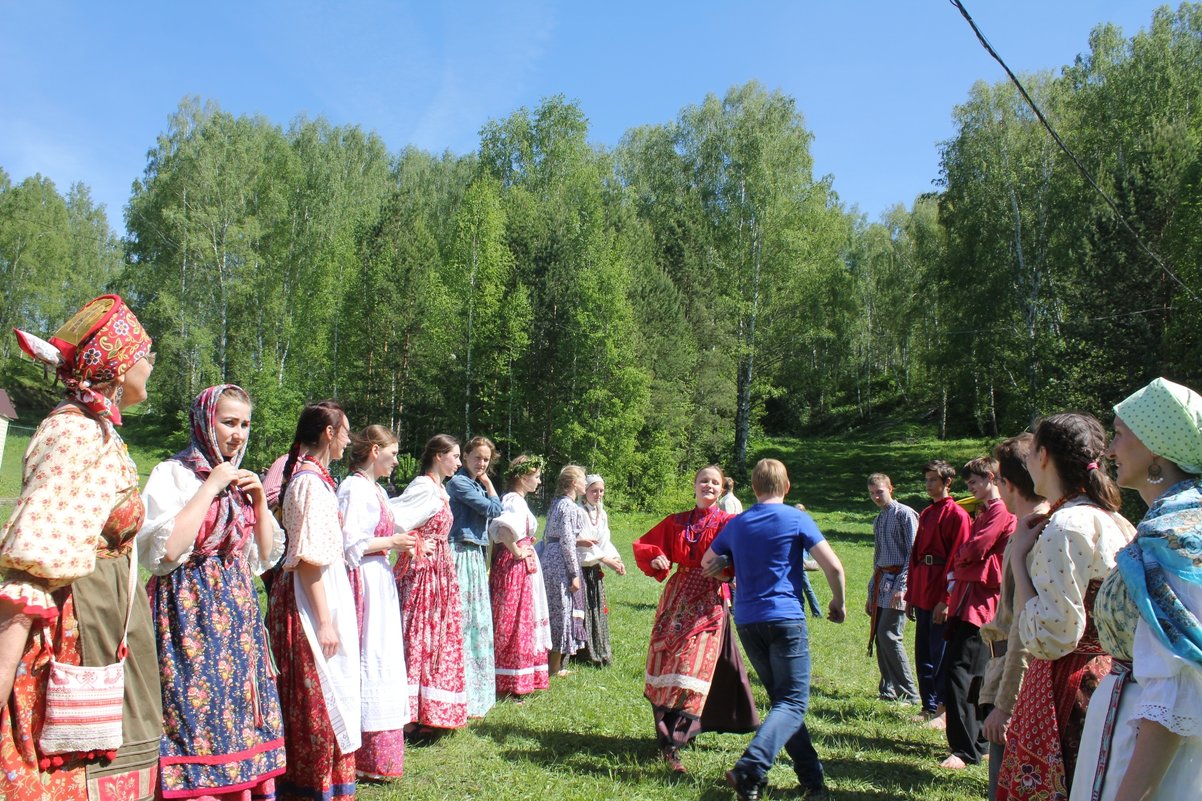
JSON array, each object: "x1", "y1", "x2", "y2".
[{"x1": 949, "y1": 0, "x2": 1201, "y2": 304}]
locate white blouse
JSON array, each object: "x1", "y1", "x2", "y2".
[
  {"x1": 1131, "y1": 573, "x2": 1202, "y2": 737},
  {"x1": 489, "y1": 492, "x2": 538, "y2": 544},
  {"x1": 577, "y1": 503, "x2": 621, "y2": 567},
  {"x1": 337, "y1": 473, "x2": 392, "y2": 568},
  {"x1": 138, "y1": 459, "x2": 285, "y2": 577},
  {"x1": 1018, "y1": 498, "x2": 1135, "y2": 661},
  {"x1": 387, "y1": 475, "x2": 446, "y2": 533}
]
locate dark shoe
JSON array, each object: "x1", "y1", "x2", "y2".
[
  {"x1": 725, "y1": 768, "x2": 763, "y2": 801},
  {"x1": 799, "y1": 783, "x2": 830, "y2": 800},
  {"x1": 662, "y1": 747, "x2": 686, "y2": 773}
]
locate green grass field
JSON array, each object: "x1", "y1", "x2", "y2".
[
  {"x1": 360, "y1": 431, "x2": 996, "y2": 801},
  {"x1": 2, "y1": 416, "x2": 998, "y2": 800}
]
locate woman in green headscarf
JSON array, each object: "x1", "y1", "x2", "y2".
[{"x1": 1072, "y1": 378, "x2": 1202, "y2": 801}]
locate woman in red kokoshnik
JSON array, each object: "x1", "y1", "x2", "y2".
[{"x1": 1, "y1": 295, "x2": 161, "y2": 801}]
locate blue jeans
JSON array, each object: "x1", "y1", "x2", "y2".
[
  {"x1": 914, "y1": 606, "x2": 946, "y2": 713},
  {"x1": 734, "y1": 618, "x2": 823, "y2": 788}
]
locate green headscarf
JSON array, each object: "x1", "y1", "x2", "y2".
[{"x1": 1113, "y1": 377, "x2": 1202, "y2": 475}]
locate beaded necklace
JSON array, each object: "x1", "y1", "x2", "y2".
[
  {"x1": 298, "y1": 454, "x2": 337, "y2": 490},
  {"x1": 1046, "y1": 491, "x2": 1082, "y2": 517},
  {"x1": 682, "y1": 506, "x2": 714, "y2": 544}
]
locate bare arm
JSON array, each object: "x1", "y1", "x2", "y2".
[
  {"x1": 296, "y1": 561, "x2": 339, "y2": 658},
  {"x1": 810, "y1": 540, "x2": 846, "y2": 623},
  {"x1": 700, "y1": 546, "x2": 728, "y2": 579},
  {"x1": 234, "y1": 469, "x2": 278, "y2": 562},
  {"x1": 1112, "y1": 720, "x2": 1183, "y2": 801},
  {"x1": 0, "y1": 610, "x2": 33, "y2": 703}
]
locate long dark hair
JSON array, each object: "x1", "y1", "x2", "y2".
[
  {"x1": 1032, "y1": 412, "x2": 1121, "y2": 512},
  {"x1": 420, "y1": 433, "x2": 459, "y2": 475},
  {"x1": 281, "y1": 400, "x2": 346, "y2": 496}
]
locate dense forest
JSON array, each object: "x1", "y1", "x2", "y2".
[{"x1": 2, "y1": 5, "x2": 1200, "y2": 508}]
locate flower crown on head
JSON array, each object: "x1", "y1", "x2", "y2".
[{"x1": 505, "y1": 454, "x2": 547, "y2": 479}]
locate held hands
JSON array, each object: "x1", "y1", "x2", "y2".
[
  {"x1": 391, "y1": 531, "x2": 417, "y2": 553},
  {"x1": 1012, "y1": 513, "x2": 1049, "y2": 557},
  {"x1": 604, "y1": 558, "x2": 627, "y2": 576},
  {"x1": 932, "y1": 601, "x2": 948, "y2": 626},
  {"x1": 983, "y1": 707, "x2": 1010, "y2": 746}
]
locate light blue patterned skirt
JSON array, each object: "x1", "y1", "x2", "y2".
[{"x1": 453, "y1": 541, "x2": 496, "y2": 717}]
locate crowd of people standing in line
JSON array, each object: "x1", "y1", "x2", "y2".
[
  {"x1": 0, "y1": 292, "x2": 1199, "y2": 801},
  {"x1": 864, "y1": 381, "x2": 1202, "y2": 801},
  {"x1": 0, "y1": 294, "x2": 632, "y2": 801}
]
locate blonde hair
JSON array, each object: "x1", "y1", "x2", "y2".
[
  {"x1": 751, "y1": 458, "x2": 789, "y2": 497},
  {"x1": 557, "y1": 464, "x2": 586, "y2": 496}
]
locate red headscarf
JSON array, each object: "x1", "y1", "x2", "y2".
[{"x1": 13, "y1": 294, "x2": 152, "y2": 425}]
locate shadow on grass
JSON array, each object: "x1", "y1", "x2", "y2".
[
  {"x1": 470, "y1": 713, "x2": 975, "y2": 801},
  {"x1": 612, "y1": 599, "x2": 659, "y2": 612},
  {"x1": 754, "y1": 431, "x2": 993, "y2": 515},
  {"x1": 471, "y1": 719, "x2": 656, "y2": 780}
]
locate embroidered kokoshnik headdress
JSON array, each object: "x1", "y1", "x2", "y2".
[{"x1": 13, "y1": 294, "x2": 152, "y2": 425}]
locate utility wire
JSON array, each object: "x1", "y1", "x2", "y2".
[{"x1": 949, "y1": 0, "x2": 1201, "y2": 305}]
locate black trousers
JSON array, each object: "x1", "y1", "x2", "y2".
[{"x1": 944, "y1": 619, "x2": 988, "y2": 763}]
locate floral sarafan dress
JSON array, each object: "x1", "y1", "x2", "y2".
[
  {"x1": 139, "y1": 459, "x2": 287, "y2": 800},
  {"x1": 0, "y1": 409, "x2": 163, "y2": 801}
]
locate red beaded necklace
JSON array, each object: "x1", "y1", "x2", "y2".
[
  {"x1": 298, "y1": 454, "x2": 337, "y2": 490},
  {"x1": 1045, "y1": 491, "x2": 1081, "y2": 517}
]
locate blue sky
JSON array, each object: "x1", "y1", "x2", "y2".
[{"x1": 0, "y1": 1, "x2": 1172, "y2": 233}]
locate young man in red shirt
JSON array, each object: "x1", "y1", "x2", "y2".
[
  {"x1": 905, "y1": 460, "x2": 971, "y2": 722},
  {"x1": 936, "y1": 456, "x2": 1015, "y2": 769}
]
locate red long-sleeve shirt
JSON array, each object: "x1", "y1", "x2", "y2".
[
  {"x1": 947, "y1": 497, "x2": 1015, "y2": 628},
  {"x1": 905, "y1": 496, "x2": 971, "y2": 611}
]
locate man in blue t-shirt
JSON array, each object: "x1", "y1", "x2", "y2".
[{"x1": 703, "y1": 458, "x2": 846, "y2": 801}]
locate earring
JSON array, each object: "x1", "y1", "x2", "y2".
[
  {"x1": 1147, "y1": 459, "x2": 1165, "y2": 485},
  {"x1": 113, "y1": 385, "x2": 125, "y2": 405}
]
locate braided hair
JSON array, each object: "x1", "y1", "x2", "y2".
[
  {"x1": 1032, "y1": 412, "x2": 1121, "y2": 512},
  {"x1": 280, "y1": 400, "x2": 346, "y2": 497}
]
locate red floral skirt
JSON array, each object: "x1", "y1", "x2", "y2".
[{"x1": 267, "y1": 578, "x2": 356, "y2": 801}]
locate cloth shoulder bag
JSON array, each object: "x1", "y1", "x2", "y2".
[{"x1": 38, "y1": 551, "x2": 138, "y2": 764}]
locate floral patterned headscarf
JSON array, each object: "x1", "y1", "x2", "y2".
[
  {"x1": 13, "y1": 294, "x2": 152, "y2": 425},
  {"x1": 170, "y1": 384, "x2": 254, "y2": 553}
]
